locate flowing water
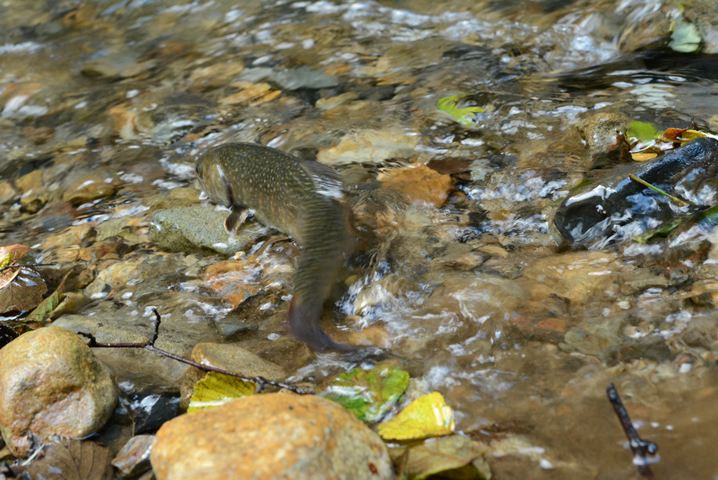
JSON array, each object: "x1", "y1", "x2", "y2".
[{"x1": 2, "y1": 0, "x2": 718, "y2": 478}]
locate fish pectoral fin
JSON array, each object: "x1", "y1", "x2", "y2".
[
  {"x1": 224, "y1": 207, "x2": 254, "y2": 233},
  {"x1": 299, "y1": 161, "x2": 344, "y2": 200}
]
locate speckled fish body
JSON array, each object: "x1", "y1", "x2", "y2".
[{"x1": 196, "y1": 143, "x2": 353, "y2": 351}]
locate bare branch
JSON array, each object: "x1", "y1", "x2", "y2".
[{"x1": 78, "y1": 310, "x2": 313, "y2": 395}]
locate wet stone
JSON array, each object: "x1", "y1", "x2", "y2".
[
  {"x1": 317, "y1": 129, "x2": 418, "y2": 166},
  {"x1": 274, "y1": 66, "x2": 339, "y2": 90},
  {"x1": 191, "y1": 342, "x2": 287, "y2": 380},
  {"x1": 378, "y1": 162, "x2": 454, "y2": 208},
  {"x1": 112, "y1": 435, "x2": 154, "y2": 478},
  {"x1": 578, "y1": 112, "x2": 629, "y2": 156},
  {"x1": 0, "y1": 181, "x2": 18, "y2": 204},
  {"x1": 520, "y1": 250, "x2": 619, "y2": 306},
  {"x1": 179, "y1": 343, "x2": 286, "y2": 409},
  {"x1": 149, "y1": 205, "x2": 268, "y2": 255},
  {"x1": 0, "y1": 327, "x2": 117, "y2": 458},
  {"x1": 213, "y1": 309, "x2": 259, "y2": 340},
  {"x1": 62, "y1": 174, "x2": 117, "y2": 205},
  {"x1": 562, "y1": 316, "x2": 625, "y2": 361},
  {"x1": 151, "y1": 394, "x2": 393, "y2": 480},
  {"x1": 554, "y1": 138, "x2": 718, "y2": 244},
  {"x1": 124, "y1": 389, "x2": 181, "y2": 435},
  {"x1": 619, "y1": 335, "x2": 672, "y2": 363}
]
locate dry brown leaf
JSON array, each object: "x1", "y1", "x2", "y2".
[
  {"x1": 0, "y1": 267, "x2": 47, "y2": 314},
  {"x1": 662, "y1": 127, "x2": 688, "y2": 141},
  {"x1": 25, "y1": 437, "x2": 113, "y2": 480}
]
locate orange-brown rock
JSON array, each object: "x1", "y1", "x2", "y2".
[
  {"x1": 151, "y1": 393, "x2": 393, "y2": 480},
  {"x1": 0, "y1": 327, "x2": 117, "y2": 457},
  {"x1": 378, "y1": 162, "x2": 453, "y2": 208}
]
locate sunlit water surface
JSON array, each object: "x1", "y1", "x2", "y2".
[{"x1": 2, "y1": 0, "x2": 718, "y2": 478}]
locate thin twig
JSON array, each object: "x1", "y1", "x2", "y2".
[
  {"x1": 0, "y1": 263, "x2": 56, "y2": 274},
  {"x1": 628, "y1": 174, "x2": 691, "y2": 207},
  {"x1": 607, "y1": 383, "x2": 658, "y2": 478},
  {"x1": 78, "y1": 309, "x2": 312, "y2": 395}
]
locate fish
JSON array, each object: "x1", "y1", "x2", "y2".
[{"x1": 196, "y1": 143, "x2": 354, "y2": 352}]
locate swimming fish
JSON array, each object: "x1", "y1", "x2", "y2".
[{"x1": 196, "y1": 143, "x2": 354, "y2": 351}]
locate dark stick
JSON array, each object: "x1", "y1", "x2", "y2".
[
  {"x1": 0, "y1": 263, "x2": 56, "y2": 274},
  {"x1": 607, "y1": 383, "x2": 658, "y2": 478},
  {"x1": 78, "y1": 309, "x2": 312, "y2": 395}
]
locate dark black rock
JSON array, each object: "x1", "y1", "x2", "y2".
[
  {"x1": 122, "y1": 389, "x2": 181, "y2": 434},
  {"x1": 554, "y1": 138, "x2": 718, "y2": 244}
]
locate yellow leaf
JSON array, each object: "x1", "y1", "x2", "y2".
[
  {"x1": 631, "y1": 152, "x2": 657, "y2": 162},
  {"x1": 188, "y1": 372, "x2": 255, "y2": 413},
  {"x1": 0, "y1": 244, "x2": 32, "y2": 268},
  {"x1": 377, "y1": 392, "x2": 455, "y2": 441},
  {"x1": 680, "y1": 130, "x2": 718, "y2": 144}
]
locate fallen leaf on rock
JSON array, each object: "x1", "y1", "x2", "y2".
[
  {"x1": 626, "y1": 121, "x2": 660, "y2": 145},
  {"x1": 662, "y1": 127, "x2": 688, "y2": 141},
  {"x1": 0, "y1": 244, "x2": 32, "y2": 268},
  {"x1": 679, "y1": 129, "x2": 718, "y2": 144},
  {"x1": 322, "y1": 365, "x2": 409, "y2": 423},
  {"x1": 25, "y1": 437, "x2": 113, "y2": 480},
  {"x1": 631, "y1": 152, "x2": 658, "y2": 162},
  {"x1": 404, "y1": 435, "x2": 491, "y2": 480},
  {"x1": 437, "y1": 94, "x2": 486, "y2": 128},
  {"x1": 25, "y1": 272, "x2": 86, "y2": 323},
  {"x1": 48, "y1": 292, "x2": 89, "y2": 320},
  {"x1": 187, "y1": 372, "x2": 255, "y2": 413},
  {"x1": 377, "y1": 392, "x2": 455, "y2": 441},
  {"x1": 0, "y1": 267, "x2": 47, "y2": 314}
]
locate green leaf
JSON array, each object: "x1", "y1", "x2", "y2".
[
  {"x1": 437, "y1": 95, "x2": 486, "y2": 128},
  {"x1": 187, "y1": 372, "x2": 255, "y2": 413},
  {"x1": 322, "y1": 365, "x2": 409, "y2": 423},
  {"x1": 670, "y1": 14, "x2": 702, "y2": 53},
  {"x1": 25, "y1": 271, "x2": 78, "y2": 323},
  {"x1": 405, "y1": 435, "x2": 490, "y2": 480},
  {"x1": 377, "y1": 392, "x2": 455, "y2": 441},
  {"x1": 626, "y1": 121, "x2": 660, "y2": 144},
  {"x1": 633, "y1": 218, "x2": 684, "y2": 243},
  {"x1": 25, "y1": 289, "x2": 62, "y2": 323}
]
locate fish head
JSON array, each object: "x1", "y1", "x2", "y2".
[{"x1": 196, "y1": 149, "x2": 233, "y2": 207}]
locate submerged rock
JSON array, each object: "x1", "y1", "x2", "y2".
[
  {"x1": 150, "y1": 205, "x2": 268, "y2": 255},
  {"x1": 112, "y1": 435, "x2": 154, "y2": 478},
  {"x1": 554, "y1": 138, "x2": 718, "y2": 244},
  {"x1": 378, "y1": 162, "x2": 454, "y2": 208},
  {"x1": 0, "y1": 327, "x2": 117, "y2": 457},
  {"x1": 151, "y1": 394, "x2": 393, "y2": 480}
]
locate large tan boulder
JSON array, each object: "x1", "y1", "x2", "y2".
[
  {"x1": 0, "y1": 327, "x2": 117, "y2": 457},
  {"x1": 151, "y1": 393, "x2": 394, "y2": 480}
]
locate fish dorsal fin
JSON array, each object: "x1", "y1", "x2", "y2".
[{"x1": 299, "y1": 161, "x2": 343, "y2": 200}]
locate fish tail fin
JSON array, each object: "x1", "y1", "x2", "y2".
[{"x1": 287, "y1": 296, "x2": 354, "y2": 352}]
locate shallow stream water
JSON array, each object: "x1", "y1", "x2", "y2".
[{"x1": 2, "y1": 0, "x2": 718, "y2": 478}]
